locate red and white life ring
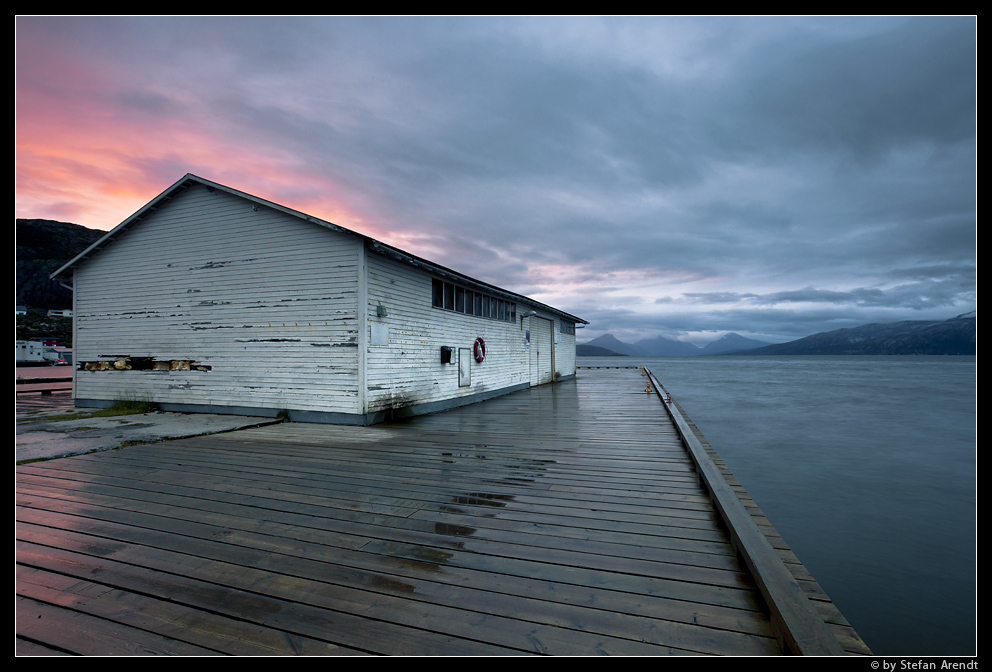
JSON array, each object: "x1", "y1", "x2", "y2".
[{"x1": 473, "y1": 337, "x2": 487, "y2": 363}]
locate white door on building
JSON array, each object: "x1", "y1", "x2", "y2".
[{"x1": 529, "y1": 316, "x2": 554, "y2": 386}]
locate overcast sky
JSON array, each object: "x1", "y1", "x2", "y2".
[{"x1": 15, "y1": 16, "x2": 976, "y2": 345}]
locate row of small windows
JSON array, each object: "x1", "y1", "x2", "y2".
[
  {"x1": 431, "y1": 278, "x2": 577, "y2": 334},
  {"x1": 432, "y1": 279, "x2": 516, "y2": 322}
]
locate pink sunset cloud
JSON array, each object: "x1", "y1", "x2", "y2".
[{"x1": 16, "y1": 24, "x2": 371, "y2": 237}]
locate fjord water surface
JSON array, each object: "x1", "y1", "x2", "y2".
[{"x1": 578, "y1": 355, "x2": 976, "y2": 656}]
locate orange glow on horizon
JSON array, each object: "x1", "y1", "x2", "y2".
[
  {"x1": 16, "y1": 115, "x2": 379, "y2": 234},
  {"x1": 15, "y1": 28, "x2": 404, "y2": 239}
]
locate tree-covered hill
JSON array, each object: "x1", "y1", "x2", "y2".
[{"x1": 16, "y1": 218, "x2": 105, "y2": 311}]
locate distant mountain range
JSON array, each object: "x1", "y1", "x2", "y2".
[
  {"x1": 579, "y1": 332, "x2": 771, "y2": 357},
  {"x1": 743, "y1": 313, "x2": 975, "y2": 355},
  {"x1": 579, "y1": 313, "x2": 976, "y2": 357}
]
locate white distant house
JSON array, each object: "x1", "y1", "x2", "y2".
[
  {"x1": 16, "y1": 340, "x2": 68, "y2": 365},
  {"x1": 17, "y1": 340, "x2": 49, "y2": 364},
  {"x1": 51, "y1": 174, "x2": 586, "y2": 424}
]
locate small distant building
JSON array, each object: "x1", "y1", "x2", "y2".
[
  {"x1": 47, "y1": 309, "x2": 73, "y2": 317},
  {"x1": 16, "y1": 305, "x2": 27, "y2": 316},
  {"x1": 16, "y1": 340, "x2": 48, "y2": 364},
  {"x1": 51, "y1": 174, "x2": 586, "y2": 424},
  {"x1": 16, "y1": 340, "x2": 67, "y2": 366}
]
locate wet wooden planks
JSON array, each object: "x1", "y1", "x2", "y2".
[{"x1": 17, "y1": 367, "x2": 818, "y2": 655}]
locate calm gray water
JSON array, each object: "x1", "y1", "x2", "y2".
[{"x1": 578, "y1": 355, "x2": 976, "y2": 656}]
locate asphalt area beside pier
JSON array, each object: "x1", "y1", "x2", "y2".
[{"x1": 16, "y1": 391, "x2": 280, "y2": 463}]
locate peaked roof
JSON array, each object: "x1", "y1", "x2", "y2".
[{"x1": 51, "y1": 174, "x2": 587, "y2": 325}]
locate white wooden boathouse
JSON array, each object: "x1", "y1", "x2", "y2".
[{"x1": 51, "y1": 174, "x2": 587, "y2": 424}]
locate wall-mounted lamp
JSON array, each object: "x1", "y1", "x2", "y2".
[{"x1": 376, "y1": 302, "x2": 388, "y2": 317}]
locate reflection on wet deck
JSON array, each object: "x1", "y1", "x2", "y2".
[{"x1": 16, "y1": 368, "x2": 867, "y2": 655}]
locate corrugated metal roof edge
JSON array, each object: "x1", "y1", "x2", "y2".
[{"x1": 49, "y1": 173, "x2": 588, "y2": 326}]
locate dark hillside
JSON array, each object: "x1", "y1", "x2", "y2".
[
  {"x1": 16, "y1": 218, "x2": 105, "y2": 310},
  {"x1": 742, "y1": 314, "x2": 976, "y2": 356}
]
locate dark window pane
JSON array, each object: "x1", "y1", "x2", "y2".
[
  {"x1": 443, "y1": 283, "x2": 454, "y2": 310},
  {"x1": 432, "y1": 279, "x2": 443, "y2": 308}
]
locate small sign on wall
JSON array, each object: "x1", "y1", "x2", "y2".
[
  {"x1": 459, "y1": 348, "x2": 471, "y2": 387},
  {"x1": 371, "y1": 321, "x2": 389, "y2": 346}
]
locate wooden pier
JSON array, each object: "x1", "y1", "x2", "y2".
[
  {"x1": 16, "y1": 367, "x2": 869, "y2": 655},
  {"x1": 15, "y1": 376, "x2": 73, "y2": 396}
]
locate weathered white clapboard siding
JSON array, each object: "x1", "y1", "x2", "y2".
[
  {"x1": 364, "y1": 252, "x2": 532, "y2": 414},
  {"x1": 72, "y1": 184, "x2": 363, "y2": 414},
  {"x1": 55, "y1": 174, "x2": 585, "y2": 424}
]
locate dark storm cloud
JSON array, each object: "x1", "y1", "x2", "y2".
[
  {"x1": 682, "y1": 279, "x2": 970, "y2": 310},
  {"x1": 703, "y1": 21, "x2": 970, "y2": 156}
]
